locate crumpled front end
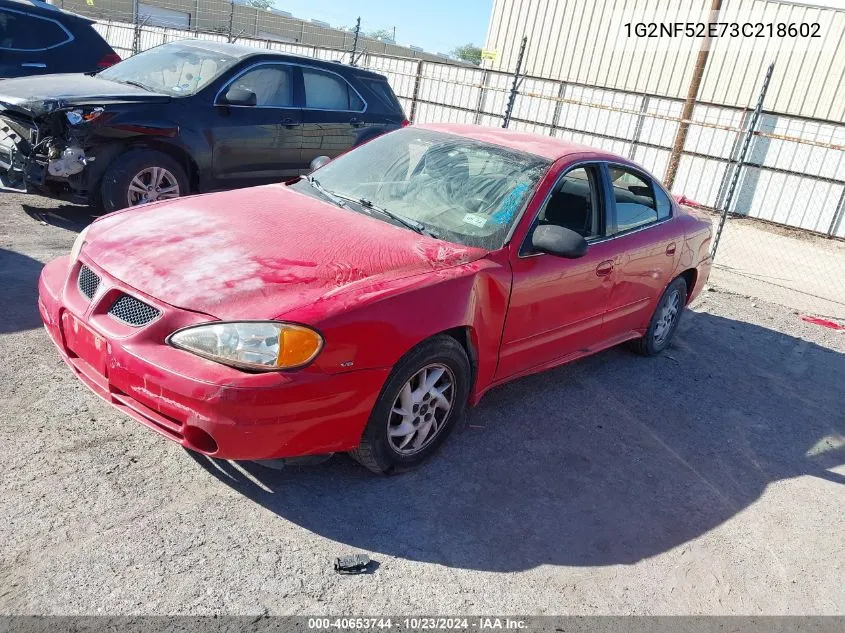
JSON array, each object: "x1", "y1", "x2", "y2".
[{"x1": 0, "y1": 102, "x2": 97, "y2": 197}]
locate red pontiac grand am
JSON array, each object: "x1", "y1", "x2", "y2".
[{"x1": 38, "y1": 124, "x2": 712, "y2": 474}]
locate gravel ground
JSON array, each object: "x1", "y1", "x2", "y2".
[{"x1": 1, "y1": 192, "x2": 844, "y2": 615}]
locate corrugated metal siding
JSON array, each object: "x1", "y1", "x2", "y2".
[{"x1": 484, "y1": 0, "x2": 845, "y2": 121}]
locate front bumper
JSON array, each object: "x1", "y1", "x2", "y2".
[{"x1": 38, "y1": 255, "x2": 389, "y2": 460}]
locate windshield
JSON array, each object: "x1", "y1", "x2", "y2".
[
  {"x1": 293, "y1": 128, "x2": 551, "y2": 249},
  {"x1": 99, "y1": 43, "x2": 240, "y2": 96}
]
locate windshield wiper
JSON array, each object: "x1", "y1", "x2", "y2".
[
  {"x1": 305, "y1": 175, "x2": 348, "y2": 209},
  {"x1": 120, "y1": 79, "x2": 153, "y2": 91},
  {"x1": 358, "y1": 197, "x2": 437, "y2": 238},
  {"x1": 337, "y1": 195, "x2": 437, "y2": 238}
]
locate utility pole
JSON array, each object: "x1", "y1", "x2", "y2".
[
  {"x1": 664, "y1": 0, "x2": 723, "y2": 189},
  {"x1": 351, "y1": 17, "x2": 361, "y2": 66}
]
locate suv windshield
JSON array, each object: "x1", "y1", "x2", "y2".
[
  {"x1": 293, "y1": 128, "x2": 550, "y2": 249},
  {"x1": 99, "y1": 42, "x2": 239, "y2": 96}
]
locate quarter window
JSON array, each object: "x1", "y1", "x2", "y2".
[
  {"x1": 0, "y1": 9, "x2": 70, "y2": 51},
  {"x1": 609, "y1": 166, "x2": 658, "y2": 234},
  {"x1": 302, "y1": 68, "x2": 364, "y2": 111},
  {"x1": 655, "y1": 183, "x2": 673, "y2": 220},
  {"x1": 229, "y1": 65, "x2": 293, "y2": 107}
]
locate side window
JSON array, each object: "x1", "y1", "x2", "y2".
[
  {"x1": 537, "y1": 166, "x2": 601, "y2": 239},
  {"x1": 302, "y1": 68, "x2": 364, "y2": 111},
  {"x1": 229, "y1": 65, "x2": 293, "y2": 107},
  {"x1": 608, "y1": 166, "x2": 658, "y2": 234},
  {"x1": 0, "y1": 9, "x2": 71, "y2": 51},
  {"x1": 655, "y1": 183, "x2": 673, "y2": 220}
]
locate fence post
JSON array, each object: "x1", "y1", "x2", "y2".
[
  {"x1": 350, "y1": 17, "x2": 361, "y2": 66},
  {"x1": 627, "y1": 95, "x2": 650, "y2": 159},
  {"x1": 227, "y1": 0, "x2": 235, "y2": 43},
  {"x1": 549, "y1": 81, "x2": 566, "y2": 136},
  {"x1": 473, "y1": 69, "x2": 490, "y2": 124},
  {"x1": 502, "y1": 36, "x2": 527, "y2": 128},
  {"x1": 131, "y1": 0, "x2": 139, "y2": 54},
  {"x1": 710, "y1": 62, "x2": 775, "y2": 259},
  {"x1": 408, "y1": 60, "x2": 424, "y2": 122}
]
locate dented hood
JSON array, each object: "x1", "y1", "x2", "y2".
[
  {"x1": 84, "y1": 184, "x2": 487, "y2": 320},
  {"x1": 0, "y1": 74, "x2": 169, "y2": 117}
]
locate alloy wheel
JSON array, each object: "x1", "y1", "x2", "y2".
[
  {"x1": 127, "y1": 166, "x2": 181, "y2": 206},
  {"x1": 387, "y1": 363, "x2": 455, "y2": 455}
]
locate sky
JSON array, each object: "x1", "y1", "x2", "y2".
[{"x1": 273, "y1": 0, "x2": 492, "y2": 54}]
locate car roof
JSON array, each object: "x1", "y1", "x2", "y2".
[
  {"x1": 417, "y1": 123, "x2": 624, "y2": 162},
  {"x1": 0, "y1": 0, "x2": 93, "y2": 22},
  {"x1": 169, "y1": 39, "x2": 388, "y2": 80}
]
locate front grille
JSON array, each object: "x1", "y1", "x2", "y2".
[
  {"x1": 77, "y1": 265, "x2": 100, "y2": 300},
  {"x1": 108, "y1": 294, "x2": 160, "y2": 327}
]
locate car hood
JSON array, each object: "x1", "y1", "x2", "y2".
[
  {"x1": 0, "y1": 74, "x2": 169, "y2": 117},
  {"x1": 84, "y1": 184, "x2": 487, "y2": 321}
]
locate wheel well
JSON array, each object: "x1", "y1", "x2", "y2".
[
  {"x1": 678, "y1": 268, "x2": 697, "y2": 303},
  {"x1": 124, "y1": 141, "x2": 200, "y2": 192},
  {"x1": 439, "y1": 326, "x2": 478, "y2": 397}
]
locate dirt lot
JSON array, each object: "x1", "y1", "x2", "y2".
[{"x1": 1, "y1": 192, "x2": 844, "y2": 615}]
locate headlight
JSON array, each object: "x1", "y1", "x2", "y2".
[
  {"x1": 167, "y1": 321, "x2": 323, "y2": 371},
  {"x1": 69, "y1": 225, "x2": 91, "y2": 267}
]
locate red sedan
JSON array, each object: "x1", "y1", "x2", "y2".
[{"x1": 38, "y1": 124, "x2": 712, "y2": 473}]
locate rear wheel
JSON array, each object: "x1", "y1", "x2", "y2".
[
  {"x1": 630, "y1": 276, "x2": 687, "y2": 356},
  {"x1": 99, "y1": 149, "x2": 188, "y2": 212},
  {"x1": 350, "y1": 335, "x2": 470, "y2": 474}
]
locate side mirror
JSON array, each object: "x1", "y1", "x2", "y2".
[
  {"x1": 531, "y1": 225, "x2": 588, "y2": 258},
  {"x1": 310, "y1": 155, "x2": 331, "y2": 172},
  {"x1": 221, "y1": 87, "x2": 256, "y2": 106}
]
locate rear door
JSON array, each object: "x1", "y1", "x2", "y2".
[
  {"x1": 601, "y1": 164, "x2": 684, "y2": 336},
  {"x1": 298, "y1": 65, "x2": 369, "y2": 168},
  {"x1": 0, "y1": 6, "x2": 72, "y2": 77},
  {"x1": 209, "y1": 62, "x2": 303, "y2": 186}
]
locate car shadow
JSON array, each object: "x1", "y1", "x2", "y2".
[
  {"x1": 0, "y1": 248, "x2": 47, "y2": 334},
  {"x1": 22, "y1": 202, "x2": 100, "y2": 233},
  {"x1": 192, "y1": 309, "x2": 844, "y2": 572}
]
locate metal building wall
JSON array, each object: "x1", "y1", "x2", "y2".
[{"x1": 484, "y1": 0, "x2": 845, "y2": 120}]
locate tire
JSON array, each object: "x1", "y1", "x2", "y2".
[
  {"x1": 630, "y1": 276, "x2": 688, "y2": 356},
  {"x1": 99, "y1": 149, "x2": 189, "y2": 213},
  {"x1": 350, "y1": 335, "x2": 471, "y2": 475}
]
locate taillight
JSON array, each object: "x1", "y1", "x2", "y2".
[
  {"x1": 401, "y1": 118, "x2": 411, "y2": 127},
  {"x1": 96, "y1": 53, "x2": 121, "y2": 69}
]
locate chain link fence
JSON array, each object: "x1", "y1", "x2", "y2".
[{"x1": 84, "y1": 11, "x2": 845, "y2": 317}]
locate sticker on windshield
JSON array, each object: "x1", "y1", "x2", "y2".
[
  {"x1": 490, "y1": 182, "x2": 530, "y2": 225},
  {"x1": 462, "y1": 213, "x2": 488, "y2": 228}
]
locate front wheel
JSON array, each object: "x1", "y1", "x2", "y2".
[
  {"x1": 630, "y1": 276, "x2": 688, "y2": 356},
  {"x1": 350, "y1": 335, "x2": 471, "y2": 474},
  {"x1": 99, "y1": 149, "x2": 188, "y2": 212}
]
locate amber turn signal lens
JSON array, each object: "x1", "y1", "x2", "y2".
[{"x1": 277, "y1": 325, "x2": 323, "y2": 368}]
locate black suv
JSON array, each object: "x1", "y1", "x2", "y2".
[
  {"x1": 0, "y1": 0, "x2": 119, "y2": 77},
  {"x1": 0, "y1": 40, "x2": 407, "y2": 210}
]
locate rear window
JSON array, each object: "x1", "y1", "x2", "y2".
[
  {"x1": 302, "y1": 67, "x2": 364, "y2": 111},
  {"x1": 0, "y1": 8, "x2": 71, "y2": 51},
  {"x1": 361, "y1": 78, "x2": 402, "y2": 113}
]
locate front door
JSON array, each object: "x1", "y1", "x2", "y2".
[
  {"x1": 496, "y1": 164, "x2": 615, "y2": 380},
  {"x1": 210, "y1": 63, "x2": 303, "y2": 187},
  {"x1": 298, "y1": 65, "x2": 369, "y2": 168}
]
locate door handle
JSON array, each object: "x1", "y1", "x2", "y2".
[
  {"x1": 281, "y1": 117, "x2": 297, "y2": 127},
  {"x1": 596, "y1": 260, "x2": 614, "y2": 276},
  {"x1": 666, "y1": 242, "x2": 677, "y2": 256},
  {"x1": 21, "y1": 62, "x2": 47, "y2": 68},
  {"x1": 350, "y1": 117, "x2": 364, "y2": 128}
]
